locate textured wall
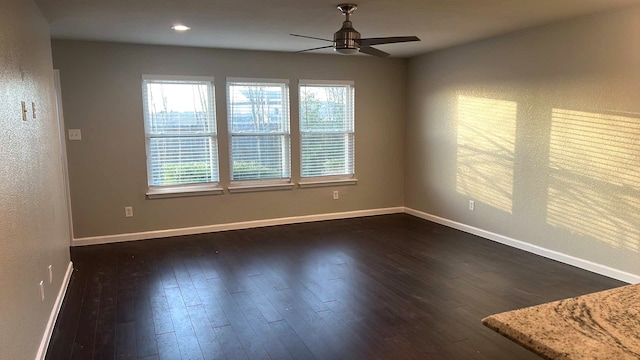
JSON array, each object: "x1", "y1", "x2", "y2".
[
  {"x1": 0, "y1": 0, "x2": 71, "y2": 358},
  {"x1": 406, "y1": 6, "x2": 640, "y2": 277},
  {"x1": 51, "y1": 41, "x2": 406, "y2": 238}
]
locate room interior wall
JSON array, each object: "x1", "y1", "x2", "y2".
[
  {"x1": 0, "y1": 0, "x2": 72, "y2": 358},
  {"x1": 405, "y1": 5, "x2": 640, "y2": 278},
  {"x1": 51, "y1": 41, "x2": 406, "y2": 239}
]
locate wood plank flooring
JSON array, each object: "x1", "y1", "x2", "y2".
[{"x1": 46, "y1": 214, "x2": 625, "y2": 359}]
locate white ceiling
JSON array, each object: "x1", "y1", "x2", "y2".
[{"x1": 35, "y1": 0, "x2": 639, "y2": 58}]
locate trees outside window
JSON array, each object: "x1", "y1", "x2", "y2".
[
  {"x1": 299, "y1": 81, "x2": 355, "y2": 179},
  {"x1": 227, "y1": 79, "x2": 291, "y2": 182},
  {"x1": 141, "y1": 76, "x2": 219, "y2": 190}
]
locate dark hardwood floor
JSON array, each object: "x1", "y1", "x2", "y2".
[{"x1": 46, "y1": 214, "x2": 625, "y2": 359}]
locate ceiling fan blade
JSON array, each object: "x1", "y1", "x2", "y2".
[
  {"x1": 290, "y1": 34, "x2": 334, "y2": 43},
  {"x1": 295, "y1": 45, "x2": 334, "y2": 53},
  {"x1": 358, "y1": 36, "x2": 420, "y2": 47},
  {"x1": 359, "y1": 46, "x2": 390, "y2": 58}
]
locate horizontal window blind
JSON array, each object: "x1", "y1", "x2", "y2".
[
  {"x1": 299, "y1": 82, "x2": 355, "y2": 178},
  {"x1": 142, "y1": 77, "x2": 219, "y2": 187},
  {"x1": 227, "y1": 80, "x2": 291, "y2": 181},
  {"x1": 301, "y1": 133, "x2": 354, "y2": 177}
]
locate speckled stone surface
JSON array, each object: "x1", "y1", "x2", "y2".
[{"x1": 482, "y1": 284, "x2": 640, "y2": 359}]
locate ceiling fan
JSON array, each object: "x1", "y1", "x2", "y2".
[{"x1": 291, "y1": 3, "x2": 420, "y2": 57}]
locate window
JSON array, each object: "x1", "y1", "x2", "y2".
[
  {"x1": 299, "y1": 80, "x2": 355, "y2": 182},
  {"x1": 141, "y1": 75, "x2": 220, "y2": 198},
  {"x1": 227, "y1": 79, "x2": 291, "y2": 188}
]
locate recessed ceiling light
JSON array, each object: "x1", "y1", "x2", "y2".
[{"x1": 171, "y1": 24, "x2": 191, "y2": 32}]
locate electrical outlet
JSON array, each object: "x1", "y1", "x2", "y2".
[
  {"x1": 125, "y1": 206, "x2": 133, "y2": 218},
  {"x1": 48, "y1": 265, "x2": 53, "y2": 284},
  {"x1": 333, "y1": 190, "x2": 339, "y2": 200},
  {"x1": 39, "y1": 281, "x2": 44, "y2": 302},
  {"x1": 469, "y1": 200, "x2": 475, "y2": 211},
  {"x1": 68, "y1": 129, "x2": 82, "y2": 141}
]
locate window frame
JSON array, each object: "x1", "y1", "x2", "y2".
[
  {"x1": 141, "y1": 74, "x2": 222, "y2": 199},
  {"x1": 226, "y1": 78, "x2": 293, "y2": 192},
  {"x1": 298, "y1": 79, "x2": 357, "y2": 188}
]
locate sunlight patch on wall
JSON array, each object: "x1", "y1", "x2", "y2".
[
  {"x1": 456, "y1": 95, "x2": 517, "y2": 213},
  {"x1": 547, "y1": 109, "x2": 640, "y2": 252}
]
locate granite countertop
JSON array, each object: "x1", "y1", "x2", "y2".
[{"x1": 482, "y1": 283, "x2": 640, "y2": 359}]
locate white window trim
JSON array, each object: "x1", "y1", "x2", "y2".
[
  {"x1": 298, "y1": 177, "x2": 358, "y2": 188},
  {"x1": 227, "y1": 77, "x2": 290, "y2": 84},
  {"x1": 142, "y1": 75, "x2": 220, "y2": 197},
  {"x1": 142, "y1": 74, "x2": 216, "y2": 82},
  {"x1": 227, "y1": 78, "x2": 292, "y2": 184},
  {"x1": 299, "y1": 79, "x2": 355, "y2": 86},
  {"x1": 146, "y1": 184, "x2": 224, "y2": 199},
  {"x1": 299, "y1": 80, "x2": 356, "y2": 180}
]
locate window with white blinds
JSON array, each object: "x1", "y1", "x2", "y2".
[
  {"x1": 299, "y1": 81, "x2": 355, "y2": 179},
  {"x1": 142, "y1": 76, "x2": 219, "y2": 190},
  {"x1": 227, "y1": 79, "x2": 291, "y2": 182}
]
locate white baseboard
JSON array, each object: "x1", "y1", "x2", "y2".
[
  {"x1": 404, "y1": 207, "x2": 640, "y2": 284},
  {"x1": 35, "y1": 261, "x2": 73, "y2": 360},
  {"x1": 72, "y1": 207, "x2": 405, "y2": 246},
  {"x1": 71, "y1": 206, "x2": 639, "y2": 283}
]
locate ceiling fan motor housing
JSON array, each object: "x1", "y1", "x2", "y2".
[
  {"x1": 334, "y1": 4, "x2": 360, "y2": 54},
  {"x1": 334, "y1": 21, "x2": 361, "y2": 54}
]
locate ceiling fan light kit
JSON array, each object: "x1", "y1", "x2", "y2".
[{"x1": 291, "y1": 3, "x2": 420, "y2": 57}]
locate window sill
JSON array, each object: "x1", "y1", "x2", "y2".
[
  {"x1": 298, "y1": 178, "x2": 358, "y2": 188},
  {"x1": 228, "y1": 182, "x2": 295, "y2": 194},
  {"x1": 146, "y1": 184, "x2": 224, "y2": 199}
]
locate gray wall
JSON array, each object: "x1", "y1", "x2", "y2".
[
  {"x1": 0, "y1": 1, "x2": 71, "y2": 358},
  {"x1": 51, "y1": 41, "x2": 406, "y2": 238},
  {"x1": 51, "y1": 5, "x2": 640, "y2": 280},
  {"x1": 405, "y1": 6, "x2": 640, "y2": 277}
]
